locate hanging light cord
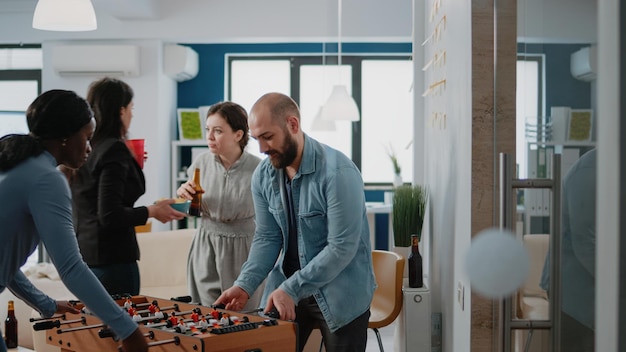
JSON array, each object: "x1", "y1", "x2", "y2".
[{"x1": 337, "y1": 0, "x2": 342, "y2": 67}]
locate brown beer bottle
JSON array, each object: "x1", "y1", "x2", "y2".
[
  {"x1": 188, "y1": 168, "x2": 204, "y2": 217},
  {"x1": 408, "y1": 235, "x2": 423, "y2": 288},
  {"x1": 5, "y1": 300, "x2": 17, "y2": 348}
]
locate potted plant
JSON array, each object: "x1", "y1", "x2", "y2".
[
  {"x1": 392, "y1": 184, "x2": 428, "y2": 247},
  {"x1": 386, "y1": 144, "x2": 403, "y2": 187}
]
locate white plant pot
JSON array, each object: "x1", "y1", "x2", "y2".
[{"x1": 393, "y1": 174, "x2": 403, "y2": 187}]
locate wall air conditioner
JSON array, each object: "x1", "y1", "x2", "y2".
[
  {"x1": 163, "y1": 44, "x2": 199, "y2": 82},
  {"x1": 570, "y1": 45, "x2": 597, "y2": 82},
  {"x1": 52, "y1": 44, "x2": 140, "y2": 77}
]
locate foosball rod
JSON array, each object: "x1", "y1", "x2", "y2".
[
  {"x1": 30, "y1": 314, "x2": 65, "y2": 322},
  {"x1": 116, "y1": 336, "x2": 180, "y2": 352},
  {"x1": 57, "y1": 322, "x2": 105, "y2": 334}
]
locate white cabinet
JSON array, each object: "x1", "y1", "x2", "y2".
[{"x1": 398, "y1": 281, "x2": 431, "y2": 352}]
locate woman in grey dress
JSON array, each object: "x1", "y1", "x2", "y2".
[{"x1": 177, "y1": 102, "x2": 262, "y2": 309}]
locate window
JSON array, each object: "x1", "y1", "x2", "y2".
[
  {"x1": 228, "y1": 54, "x2": 413, "y2": 184},
  {"x1": 0, "y1": 45, "x2": 42, "y2": 267},
  {"x1": 0, "y1": 46, "x2": 42, "y2": 138},
  {"x1": 516, "y1": 54, "x2": 544, "y2": 179}
]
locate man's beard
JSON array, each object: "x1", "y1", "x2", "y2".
[{"x1": 268, "y1": 132, "x2": 298, "y2": 169}]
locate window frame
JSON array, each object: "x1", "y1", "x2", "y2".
[{"x1": 227, "y1": 53, "x2": 411, "y2": 185}]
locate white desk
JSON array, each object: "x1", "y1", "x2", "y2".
[{"x1": 366, "y1": 202, "x2": 393, "y2": 250}]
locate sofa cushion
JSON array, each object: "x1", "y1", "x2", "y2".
[
  {"x1": 136, "y1": 229, "x2": 195, "y2": 298},
  {"x1": 522, "y1": 234, "x2": 549, "y2": 299}
]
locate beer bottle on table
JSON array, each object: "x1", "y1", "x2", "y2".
[
  {"x1": 408, "y1": 234, "x2": 423, "y2": 288},
  {"x1": 189, "y1": 167, "x2": 204, "y2": 217},
  {"x1": 5, "y1": 300, "x2": 17, "y2": 348}
]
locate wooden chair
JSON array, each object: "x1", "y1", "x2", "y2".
[
  {"x1": 312, "y1": 250, "x2": 404, "y2": 352},
  {"x1": 369, "y1": 250, "x2": 405, "y2": 351}
]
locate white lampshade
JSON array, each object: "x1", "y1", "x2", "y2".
[
  {"x1": 311, "y1": 106, "x2": 336, "y2": 131},
  {"x1": 32, "y1": 0, "x2": 98, "y2": 31},
  {"x1": 321, "y1": 85, "x2": 360, "y2": 121}
]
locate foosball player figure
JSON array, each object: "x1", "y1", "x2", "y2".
[
  {"x1": 153, "y1": 307, "x2": 164, "y2": 321},
  {"x1": 209, "y1": 318, "x2": 220, "y2": 328},
  {"x1": 209, "y1": 307, "x2": 220, "y2": 320},
  {"x1": 190, "y1": 310, "x2": 199, "y2": 323},
  {"x1": 198, "y1": 315, "x2": 209, "y2": 329},
  {"x1": 123, "y1": 297, "x2": 133, "y2": 310},
  {"x1": 177, "y1": 320, "x2": 188, "y2": 333},
  {"x1": 127, "y1": 306, "x2": 137, "y2": 317},
  {"x1": 220, "y1": 313, "x2": 232, "y2": 326},
  {"x1": 148, "y1": 300, "x2": 158, "y2": 314},
  {"x1": 168, "y1": 313, "x2": 178, "y2": 327},
  {"x1": 132, "y1": 311, "x2": 142, "y2": 322}
]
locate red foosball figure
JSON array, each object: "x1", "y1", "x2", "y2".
[
  {"x1": 190, "y1": 311, "x2": 199, "y2": 322},
  {"x1": 148, "y1": 301, "x2": 158, "y2": 314},
  {"x1": 127, "y1": 306, "x2": 137, "y2": 317},
  {"x1": 209, "y1": 308, "x2": 220, "y2": 320},
  {"x1": 168, "y1": 314, "x2": 178, "y2": 326}
]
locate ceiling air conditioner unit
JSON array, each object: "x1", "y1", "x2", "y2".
[
  {"x1": 570, "y1": 45, "x2": 597, "y2": 82},
  {"x1": 164, "y1": 44, "x2": 198, "y2": 82},
  {"x1": 52, "y1": 44, "x2": 140, "y2": 77}
]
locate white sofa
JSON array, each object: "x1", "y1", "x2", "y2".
[{"x1": 0, "y1": 228, "x2": 194, "y2": 351}]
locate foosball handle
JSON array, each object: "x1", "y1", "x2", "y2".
[
  {"x1": 33, "y1": 320, "x2": 61, "y2": 331},
  {"x1": 265, "y1": 307, "x2": 280, "y2": 319},
  {"x1": 170, "y1": 296, "x2": 192, "y2": 303},
  {"x1": 98, "y1": 328, "x2": 116, "y2": 339}
]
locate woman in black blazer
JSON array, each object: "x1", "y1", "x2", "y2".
[{"x1": 69, "y1": 77, "x2": 185, "y2": 295}]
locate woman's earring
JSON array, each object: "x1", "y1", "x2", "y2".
[{"x1": 61, "y1": 139, "x2": 67, "y2": 147}]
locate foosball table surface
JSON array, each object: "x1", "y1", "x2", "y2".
[{"x1": 36, "y1": 295, "x2": 297, "y2": 352}]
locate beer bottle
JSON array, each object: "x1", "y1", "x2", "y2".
[
  {"x1": 408, "y1": 235, "x2": 423, "y2": 288},
  {"x1": 188, "y1": 168, "x2": 204, "y2": 217},
  {"x1": 5, "y1": 300, "x2": 17, "y2": 348}
]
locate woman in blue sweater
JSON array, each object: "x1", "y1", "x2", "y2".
[{"x1": 0, "y1": 90, "x2": 147, "y2": 352}]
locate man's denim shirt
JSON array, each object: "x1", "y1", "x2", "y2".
[{"x1": 235, "y1": 134, "x2": 376, "y2": 332}]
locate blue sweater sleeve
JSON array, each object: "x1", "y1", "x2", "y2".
[{"x1": 27, "y1": 169, "x2": 137, "y2": 340}]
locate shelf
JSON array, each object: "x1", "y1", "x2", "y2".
[
  {"x1": 528, "y1": 141, "x2": 596, "y2": 147},
  {"x1": 171, "y1": 140, "x2": 207, "y2": 147}
]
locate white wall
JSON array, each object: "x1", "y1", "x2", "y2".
[
  {"x1": 595, "y1": 0, "x2": 620, "y2": 349},
  {"x1": 420, "y1": 0, "x2": 473, "y2": 350},
  {"x1": 42, "y1": 39, "x2": 178, "y2": 232},
  {"x1": 0, "y1": 0, "x2": 413, "y2": 44},
  {"x1": 517, "y1": 0, "x2": 597, "y2": 43}
]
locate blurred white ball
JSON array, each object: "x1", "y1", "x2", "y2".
[{"x1": 465, "y1": 228, "x2": 530, "y2": 298}]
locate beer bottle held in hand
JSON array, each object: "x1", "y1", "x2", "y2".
[
  {"x1": 5, "y1": 300, "x2": 17, "y2": 348},
  {"x1": 188, "y1": 167, "x2": 204, "y2": 217}
]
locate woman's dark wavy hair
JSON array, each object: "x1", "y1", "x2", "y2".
[
  {"x1": 207, "y1": 101, "x2": 250, "y2": 152},
  {"x1": 87, "y1": 77, "x2": 134, "y2": 145},
  {"x1": 0, "y1": 90, "x2": 93, "y2": 171}
]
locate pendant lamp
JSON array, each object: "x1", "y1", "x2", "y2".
[
  {"x1": 321, "y1": 0, "x2": 360, "y2": 122},
  {"x1": 311, "y1": 106, "x2": 336, "y2": 131},
  {"x1": 33, "y1": 0, "x2": 98, "y2": 32}
]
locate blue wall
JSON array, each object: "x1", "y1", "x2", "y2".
[
  {"x1": 177, "y1": 42, "x2": 412, "y2": 108},
  {"x1": 518, "y1": 43, "x2": 593, "y2": 112}
]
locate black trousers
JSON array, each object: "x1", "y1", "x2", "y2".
[{"x1": 295, "y1": 296, "x2": 370, "y2": 352}]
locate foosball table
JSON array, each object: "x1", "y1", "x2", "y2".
[{"x1": 31, "y1": 295, "x2": 297, "y2": 352}]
